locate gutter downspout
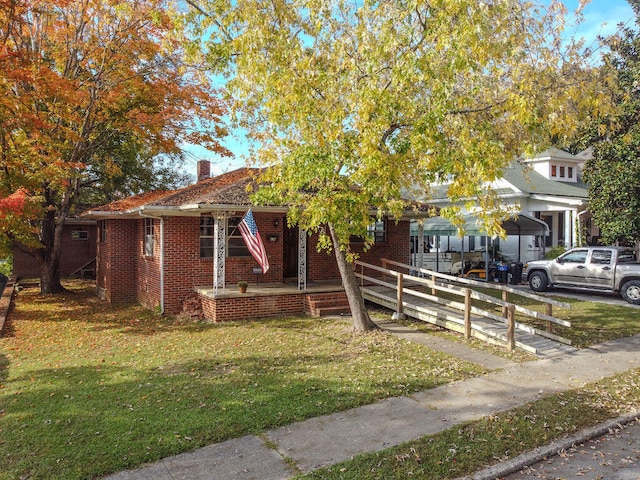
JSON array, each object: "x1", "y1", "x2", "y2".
[{"x1": 139, "y1": 211, "x2": 164, "y2": 315}]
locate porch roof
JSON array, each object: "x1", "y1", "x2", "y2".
[{"x1": 417, "y1": 213, "x2": 549, "y2": 237}]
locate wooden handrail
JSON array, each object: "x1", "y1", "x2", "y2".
[
  {"x1": 353, "y1": 258, "x2": 571, "y2": 336},
  {"x1": 378, "y1": 257, "x2": 571, "y2": 309}
]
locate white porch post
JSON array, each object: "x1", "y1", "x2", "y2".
[
  {"x1": 417, "y1": 223, "x2": 424, "y2": 271},
  {"x1": 213, "y1": 214, "x2": 226, "y2": 295},
  {"x1": 298, "y1": 228, "x2": 307, "y2": 290},
  {"x1": 564, "y1": 210, "x2": 573, "y2": 248}
]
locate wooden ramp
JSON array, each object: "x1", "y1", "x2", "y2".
[{"x1": 356, "y1": 260, "x2": 577, "y2": 358}]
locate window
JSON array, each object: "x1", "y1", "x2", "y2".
[
  {"x1": 72, "y1": 229, "x2": 88, "y2": 240},
  {"x1": 144, "y1": 218, "x2": 154, "y2": 257},
  {"x1": 618, "y1": 250, "x2": 637, "y2": 263},
  {"x1": 559, "y1": 166, "x2": 565, "y2": 178},
  {"x1": 100, "y1": 220, "x2": 106, "y2": 242},
  {"x1": 568, "y1": 166, "x2": 574, "y2": 179},
  {"x1": 560, "y1": 249, "x2": 587, "y2": 264},
  {"x1": 551, "y1": 165, "x2": 557, "y2": 177},
  {"x1": 200, "y1": 216, "x2": 253, "y2": 259},
  {"x1": 227, "y1": 217, "x2": 251, "y2": 257},
  {"x1": 367, "y1": 220, "x2": 386, "y2": 243},
  {"x1": 590, "y1": 249, "x2": 612, "y2": 265},
  {"x1": 353, "y1": 219, "x2": 387, "y2": 244},
  {"x1": 200, "y1": 216, "x2": 214, "y2": 258}
]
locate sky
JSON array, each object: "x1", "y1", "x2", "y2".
[{"x1": 182, "y1": 0, "x2": 637, "y2": 178}]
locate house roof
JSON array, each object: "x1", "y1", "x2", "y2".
[
  {"x1": 82, "y1": 167, "x2": 432, "y2": 219},
  {"x1": 428, "y1": 159, "x2": 589, "y2": 203},
  {"x1": 82, "y1": 168, "x2": 265, "y2": 218},
  {"x1": 501, "y1": 161, "x2": 589, "y2": 199},
  {"x1": 523, "y1": 146, "x2": 583, "y2": 164}
]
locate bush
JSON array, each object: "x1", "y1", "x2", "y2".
[
  {"x1": 0, "y1": 256, "x2": 12, "y2": 277},
  {"x1": 545, "y1": 245, "x2": 566, "y2": 259}
]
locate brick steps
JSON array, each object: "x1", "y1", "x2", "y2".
[{"x1": 305, "y1": 292, "x2": 351, "y2": 318}]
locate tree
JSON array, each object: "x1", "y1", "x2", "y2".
[
  {"x1": 580, "y1": 0, "x2": 640, "y2": 246},
  {"x1": 0, "y1": 0, "x2": 229, "y2": 293},
  {"x1": 191, "y1": 0, "x2": 609, "y2": 332}
]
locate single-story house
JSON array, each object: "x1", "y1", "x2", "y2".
[
  {"x1": 12, "y1": 218, "x2": 97, "y2": 278},
  {"x1": 81, "y1": 162, "x2": 425, "y2": 321}
]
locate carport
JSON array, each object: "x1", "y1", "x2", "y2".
[{"x1": 415, "y1": 213, "x2": 550, "y2": 278}]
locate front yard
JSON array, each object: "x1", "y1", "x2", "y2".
[
  {"x1": 0, "y1": 280, "x2": 484, "y2": 480},
  {"x1": 2, "y1": 280, "x2": 640, "y2": 480}
]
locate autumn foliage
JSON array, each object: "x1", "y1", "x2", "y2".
[{"x1": 0, "y1": 0, "x2": 228, "y2": 292}]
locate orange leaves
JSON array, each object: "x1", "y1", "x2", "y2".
[
  {"x1": 0, "y1": 0, "x2": 229, "y2": 260},
  {"x1": 0, "y1": 189, "x2": 29, "y2": 220}
]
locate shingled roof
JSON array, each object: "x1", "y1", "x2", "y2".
[
  {"x1": 82, "y1": 168, "x2": 265, "y2": 217},
  {"x1": 501, "y1": 161, "x2": 588, "y2": 199},
  {"x1": 82, "y1": 166, "x2": 433, "y2": 219},
  {"x1": 427, "y1": 159, "x2": 588, "y2": 202}
]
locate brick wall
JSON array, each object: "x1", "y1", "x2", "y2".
[
  {"x1": 13, "y1": 223, "x2": 97, "y2": 277},
  {"x1": 306, "y1": 219, "x2": 411, "y2": 282},
  {"x1": 97, "y1": 219, "x2": 138, "y2": 304},
  {"x1": 199, "y1": 291, "x2": 306, "y2": 322}
]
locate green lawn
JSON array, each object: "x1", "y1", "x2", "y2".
[
  {"x1": 300, "y1": 367, "x2": 640, "y2": 479},
  {"x1": 0, "y1": 280, "x2": 485, "y2": 480},
  {"x1": 494, "y1": 289, "x2": 640, "y2": 347}
]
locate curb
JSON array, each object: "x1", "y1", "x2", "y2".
[
  {"x1": 457, "y1": 410, "x2": 640, "y2": 480},
  {"x1": 0, "y1": 275, "x2": 16, "y2": 337}
]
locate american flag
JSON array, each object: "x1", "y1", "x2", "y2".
[{"x1": 238, "y1": 209, "x2": 270, "y2": 274}]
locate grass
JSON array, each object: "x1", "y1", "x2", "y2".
[
  {"x1": 299, "y1": 367, "x2": 640, "y2": 479},
  {"x1": 0, "y1": 280, "x2": 485, "y2": 480},
  {"x1": 489, "y1": 289, "x2": 640, "y2": 347}
]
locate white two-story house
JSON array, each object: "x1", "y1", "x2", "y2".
[{"x1": 414, "y1": 147, "x2": 598, "y2": 266}]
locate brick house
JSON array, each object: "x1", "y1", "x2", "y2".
[
  {"x1": 12, "y1": 218, "x2": 97, "y2": 278},
  {"x1": 81, "y1": 162, "x2": 421, "y2": 321}
]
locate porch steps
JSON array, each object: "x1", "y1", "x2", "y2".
[{"x1": 305, "y1": 292, "x2": 351, "y2": 318}]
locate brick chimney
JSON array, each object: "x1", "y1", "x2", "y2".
[{"x1": 197, "y1": 160, "x2": 211, "y2": 182}]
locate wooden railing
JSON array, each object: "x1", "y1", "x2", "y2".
[{"x1": 354, "y1": 259, "x2": 571, "y2": 351}]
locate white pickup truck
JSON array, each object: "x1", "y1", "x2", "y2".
[{"x1": 522, "y1": 246, "x2": 640, "y2": 305}]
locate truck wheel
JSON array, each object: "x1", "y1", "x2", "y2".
[
  {"x1": 621, "y1": 280, "x2": 640, "y2": 305},
  {"x1": 528, "y1": 271, "x2": 548, "y2": 292}
]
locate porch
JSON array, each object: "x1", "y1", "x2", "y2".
[{"x1": 194, "y1": 281, "x2": 351, "y2": 321}]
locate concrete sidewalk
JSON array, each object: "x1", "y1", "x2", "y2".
[{"x1": 105, "y1": 326, "x2": 640, "y2": 480}]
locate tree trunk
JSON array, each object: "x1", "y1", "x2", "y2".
[
  {"x1": 327, "y1": 222, "x2": 378, "y2": 333},
  {"x1": 39, "y1": 209, "x2": 65, "y2": 294}
]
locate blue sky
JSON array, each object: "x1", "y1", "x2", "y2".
[{"x1": 183, "y1": 0, "x2": 637, "y2": 177}]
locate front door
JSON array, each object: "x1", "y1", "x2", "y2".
[{"x1": 283, "y1": 224, "x2": 300, "y2": 281}]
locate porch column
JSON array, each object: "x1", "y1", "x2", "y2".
[
  {"x1": 213, "y1": 214, "x2": 226, "y2": 295},
  {"x1": 564, "y1": 210, "x2": 573, "y2": 248},
  {"x1": 417, "y1": 223, "x2": 424, "y2": 271},
  {"x1": 298, "y1": 228, "x2": 307, "y2": 290}
]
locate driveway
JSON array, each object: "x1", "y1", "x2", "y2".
[{"x1": 515, "y1": 285, "x2": 640, "y2": 309}]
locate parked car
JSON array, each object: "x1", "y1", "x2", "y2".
[{"x1": 522, "y1": 246, "x2": 640, "y2": 305}]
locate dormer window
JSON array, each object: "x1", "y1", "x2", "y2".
[{"x1": 549, "y1": 163, "x2": 575, "y2": 180}]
